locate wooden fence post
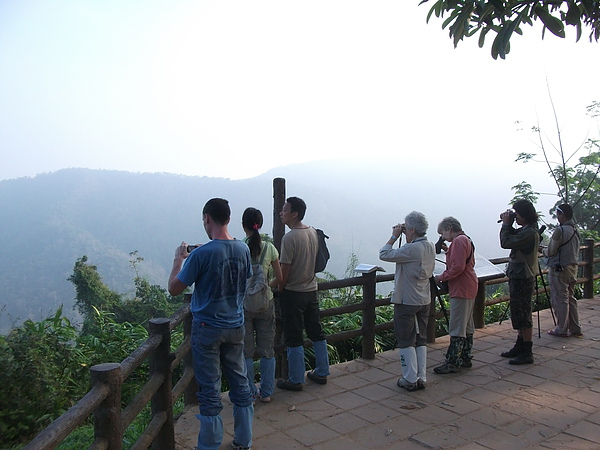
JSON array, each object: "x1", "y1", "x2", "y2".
[
  {"x1": 273, "y1": 177, "x2": 286, "y2": 378},
  {"x1": 149, "y1": 318, "x2": 175, "y2": 449},
  {"x1": 583, "y1": 238, "x2": 595, "y2": 298},
  {"x1": 361, "y1": 271, "x2": 377, "y2": 360},
  {"x1": 183, "y1": 294, "x2": 197, "y2": 406},
  {"x1": 91, "y1": 363, "x2": 123, "y2": 450}
]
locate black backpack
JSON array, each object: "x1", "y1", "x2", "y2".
[{"x1": 314, "y1": 228, "x2": 330, "y2": 273}]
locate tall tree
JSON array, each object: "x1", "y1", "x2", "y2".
[
  {"x1": 514, "y1": 99, "x2": 600, "y2": 236},
  {"x1": 420, "y1": 1, "x2": 600, "y2": 59}
]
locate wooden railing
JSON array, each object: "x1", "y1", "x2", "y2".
[{"x1": 25, "y1": 239, "x2": 599, "y2": 449}]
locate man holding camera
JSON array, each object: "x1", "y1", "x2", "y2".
[
  {"x1": 168, "y1": 198, "x2": 254, "y2": 450},
  {"x1": 541, "y1": 203, "x2": 582, "y2": 338},
  {"x1": 499, "y1": 199, "x2": 540, "y2": 365}
]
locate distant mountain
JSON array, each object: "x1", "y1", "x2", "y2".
[{"x1": 1, "y1": 162, "x2": 540, "y2": 333}]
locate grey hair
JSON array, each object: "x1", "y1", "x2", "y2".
[
  {"x1": 404, "y1": 211, "x2": 429, "y2": 237},
  {"x1": 437, "y1": 216, "x2": 463, "y2": 234}
]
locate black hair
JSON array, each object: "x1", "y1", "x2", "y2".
[
  {"x1": 556, "y1": 203, "x2": 574, "y2": 220},
  {"x1": 512, "y1": 199, "x2": 538, "y2": 225},
  {"x1": 202, "y1": 198, "x2": 230, "y2": 225},
  {"x1": 242, "y1": 207, "x2": 263, "y2": 259},
  {"x1": 286, "y1": 196, "x2": 306, "y2": 220}
]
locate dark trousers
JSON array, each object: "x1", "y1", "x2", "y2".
[{"x1": 280, "y1": 289, "x2": 326, "y2": 347}]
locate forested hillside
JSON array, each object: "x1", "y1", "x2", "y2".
[
  {"x1": 0, "y1": 163, "x2": 527, "y2": 333},
  {"x1": 0, "y1": 169, "x2": 274, "y2": 332}
]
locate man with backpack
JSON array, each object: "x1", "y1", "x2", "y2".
[{"x1": 276, "y1": 196, "x2": 330, "y2": 391}]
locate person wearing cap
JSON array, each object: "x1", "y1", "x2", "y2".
[
  {"x1": 541, "y1": 203, "x2": 582, "y2": 338},
  {"x1": 499, "y1": 199, "x2": 540, "y2": 365}
]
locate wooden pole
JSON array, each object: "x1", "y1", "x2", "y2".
[
  {"x1": 361, "y1": 272, "x2": 377, "y2": 359},
  {"x1": 149, "y1": 318, "x2": 175, "y2": 449},
  {"x1": 91, "y1": 363, "x2": 123, "y2": 449}
]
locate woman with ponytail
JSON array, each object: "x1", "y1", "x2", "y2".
[{"x1": 241, "y1": 207, "x2": 282, "y2": 403}]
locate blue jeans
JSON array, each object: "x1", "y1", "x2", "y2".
[{"x1": 192, "y1": 321, "x2": 253, "y2": 449}]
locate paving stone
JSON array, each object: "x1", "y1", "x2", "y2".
[
  {"x1": 172, "y1": 296, "x2": 600, "y2": 449},
  {"x1": 411, "y1": 426, "x2": 469, "y2": 448},
  {"x1": 285, "y1": 422, "x2": 340, "y2": 447},
  {"x1": 321, "y1": 411, "x2": 369, "y2": 435}
]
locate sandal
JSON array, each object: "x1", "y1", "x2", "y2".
[{"x1": 547, "y1": 329, "x2": 569, "y2": 337}]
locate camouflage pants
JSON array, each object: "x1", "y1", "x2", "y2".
[{"x1": 508, "y1": 276, "x2": 534, "y2": 330}]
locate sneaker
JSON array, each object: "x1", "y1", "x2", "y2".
[
  {"x1": 433, "y1": 362, "x2": 460, "y2": 374},
  {"x1": 461, "y1": 359, "x2": 473, "y2": 368},
  {"x1": 397, "y1": 377, "x2": 418, "y2": 392},
  {"x1": 276, "y1": 378, "x2": 303, "y2": 391},
  {"x1": 416, "y1": 379, "x2": 426, "y2": 390},
  {"x1": 307, "y1": 370, "x2": 327, "y2": 385},
  {"x1": 231, "y1": 441, "x2": 251, "y2": 449}
]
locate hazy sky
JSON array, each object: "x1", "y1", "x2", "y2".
[{"x1": 1, "y1": 1, "x2": 598, "y2": 182}]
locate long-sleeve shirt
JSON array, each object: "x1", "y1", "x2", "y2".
[
  {"x1": 379, "y1": 236, "x2": 435, "y2": 306},
  {"x1": 543, "y1": 220, "x2": 580, "y2": 277},
  {"x1": 438, "y1": 233, "x2": 478, "y2": 300},
  {"x1": 500, "y1": 224, "x2": 540, "y2": 279}
]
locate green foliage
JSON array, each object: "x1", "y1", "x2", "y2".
[
  {"x1": 420, "y1": 0, "x2": 600, "y2": 59},
  {"x1": 0, "y1": 307, "x2": 86, "y2": 443},
  {"x1": 68, "y1": 255, "x2": 122, "y2": 333}
]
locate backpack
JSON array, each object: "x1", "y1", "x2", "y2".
[
  {"x1": 314, "y1": 228, "x2": 330, "y2": 273},
  {"x1": 244, "y1": 245, "x2": 270, "y2": 314}
]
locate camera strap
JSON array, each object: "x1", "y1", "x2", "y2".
[{"x1": 556, "y1": 224, "x2": 578, "y2": 267}]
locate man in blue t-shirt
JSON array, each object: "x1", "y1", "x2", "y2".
[{"x1": 169, "y1": 198, "x2": 253, "y2": 450}]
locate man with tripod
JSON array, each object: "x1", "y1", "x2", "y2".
[{"x1": 541, "y1": 203, "x2": 583, "y2": 338}]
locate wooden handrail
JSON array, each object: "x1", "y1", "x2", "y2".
[{"x1": 25, "y1": 241, "x2": 599, "y2": 449}]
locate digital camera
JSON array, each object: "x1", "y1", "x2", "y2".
[{"x1": 186, "y1": 244, "x2": 200, "y2": 253}]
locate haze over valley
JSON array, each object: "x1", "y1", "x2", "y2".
[{"x1": 0, "y1": 161, "x2": 558, "y2": 333}]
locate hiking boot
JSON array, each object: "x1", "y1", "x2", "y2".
[
  {"x1": 307, "y1": 370, "x2": 327, "y2": 385},
  {"x1": 397, "y1": 377, "x2": 418, "y2": 392},
  {"x1": 461, "y1": 358, "x2": 473, "y2": 368},
  {"x1": 509, "y1": 341, "x2": 534, "y2": 365},
  {"x1": 276, "y1": 378, "x2": 303, "y2": 391},
  {"x1": 433, "y1": 361, "x2": 461, "y2": 374},
  {"x1": 501, "y1": 335, "x2": 523, "y2": 358}
]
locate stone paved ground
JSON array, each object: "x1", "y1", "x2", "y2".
[{"x1": 175, "y1": 296, "x2": 600, "y2": 449}]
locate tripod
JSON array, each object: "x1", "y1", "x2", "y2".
[{"x1": 499, "y1": 261, "x2": 556, "y2": 337}]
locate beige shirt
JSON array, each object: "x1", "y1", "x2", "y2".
[{"x1": 280, "y1": 227, "x2": 318, "y2": 292}]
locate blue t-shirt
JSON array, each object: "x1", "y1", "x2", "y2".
[{"x1": 177, "y1": 239, "x2": 252, "y2": 328}]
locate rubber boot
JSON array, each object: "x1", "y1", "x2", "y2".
[
  {"x1": 462, "y1": 334, "x2": 474, "y2": 368},
  {"x1": 244, "y1": 358, "x2": 258, "y2": 400},
  {"x1": 434, "y1": 337, "x2": 464, "y2": 374},
  {"x1": 416, "y1": 345, "x2": 427, "y2": 390},
  {"x1": 232, "y1": 404, "x2": 253, "y2": 449},
  {"x1": 313, "y1": 339, "x2": 331, "y2": 377},
  {"x1": 196, "y1": 414, "x2": 223, "y2": 450},
  {"x1": 397, "y1": 347, "x2": 418, "y2": 391},
  {"x1": 286, "y1": 345, "x2": 306, "y2": 385},
  {"x1": 259, "y1": 357, "x2": 275, "y2": 399},
  {"x1": 501, "y1": 335, "x2": 523, "y2": 358},
  {"x1": 509, "y1": 341, "x2": 534, "y2": 365}
]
